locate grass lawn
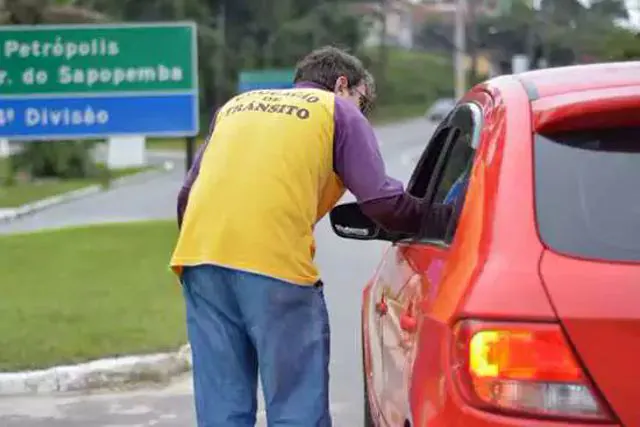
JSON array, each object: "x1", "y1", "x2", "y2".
[
  {"x1": 146, "y1": 103, "x2": 426, "y2": 152},
  {"x1": 0, "y1": 220, "x2": 184, "y2": 372},
  {"x1": 0, "y1": 158, "x2": 150, "y2": 209}
]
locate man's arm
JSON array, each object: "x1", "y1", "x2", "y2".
[
  {"x1": 177, "y1": 141, "x2": 209, "y2": 228},
  {"x1": 177, "y1": 110, "x2": 218, "y2": 228},
  {"x1": 333, "y1": 97, "x2": 452, "y2": 235}
]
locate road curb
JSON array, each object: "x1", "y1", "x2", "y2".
[
  {"x1": 0, "y1": 344, "x2": 192, "y2": 396},
  {"x1": 0, "y1": 168, "x2": 166, "y2": 224}
]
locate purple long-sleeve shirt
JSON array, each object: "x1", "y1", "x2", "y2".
[{"x1": 177, "y1": 82, "x2": 452, "y2": 235}]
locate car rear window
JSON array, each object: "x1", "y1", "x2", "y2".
[{"x1": 534, "y1": 127, "x2": 640, "y2": 262}]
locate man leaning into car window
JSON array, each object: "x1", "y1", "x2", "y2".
[{"x1": 169, "y1": 46, "x2": 454, "y2": 427}]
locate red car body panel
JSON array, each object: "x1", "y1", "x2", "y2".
[
  {"x1": 533, "y1": 85, "x2": 640, "y2": 132},
  {"x1": 361, "y1": 62, "x2": 640, "y2": 427},
  {"x1": 518, "y1": 61, "x2": 640, "y2": 99},
  {"x1": 455, "y1": 79, "x2": 554, "y2": 322},
  {"x1": 540, "y1": 251, "x2": 640, "y2": 427}
]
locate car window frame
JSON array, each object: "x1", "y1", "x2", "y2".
[{"x1": 402, "y1": 102, "x2": 483, "y2": 248}]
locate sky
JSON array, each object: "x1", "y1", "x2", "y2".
[
  {"x1": 537, "y1": 0, "x2": 640, "y2": 28},
  {"x1": 623, "y1": 0, "x2": 640, "y2": 28}
]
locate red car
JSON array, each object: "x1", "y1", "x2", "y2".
[{"x1": 330, "y1": 61, "x2": 640, "y2": 427}]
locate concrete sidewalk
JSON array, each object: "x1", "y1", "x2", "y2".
[{"x1": 0, "y1": 346, "x2": 192, "y2": 397}]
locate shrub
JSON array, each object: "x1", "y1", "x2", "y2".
[
  {"x1": 11, "y1": 140, "x2": 97, "y2": 180},
  {"x1": 364, "y1": 48, "x2": 455, "y2": 107}
]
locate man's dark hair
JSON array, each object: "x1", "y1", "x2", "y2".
[
  {"x1": 294, "y1": 46, "x2": 368, "y2": 91},
  {"x1": 363, "y1": 70, "x2": 376, "y2": 101}
]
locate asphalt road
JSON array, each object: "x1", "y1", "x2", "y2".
[{"x1": 0, "y1": 118, "x2": 435, "y2": 427}]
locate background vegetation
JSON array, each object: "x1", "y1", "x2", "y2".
[{"x1": 0, "y1": 0, "x2": 637, "y2": 187}]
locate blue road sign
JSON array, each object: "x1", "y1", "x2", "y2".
[{"x1": 0, "y1": 94, "x2": 197, "y2": 140}]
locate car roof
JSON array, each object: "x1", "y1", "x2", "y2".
[{"x1": 513, "y1": 61, "x2": 640, "y2": 100}]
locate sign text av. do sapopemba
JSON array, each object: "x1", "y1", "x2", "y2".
[{"x1": 0, "y1": 22, "x2": 199, "y2": 140}]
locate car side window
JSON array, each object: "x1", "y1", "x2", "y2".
[
  {"x1": 432, "y1": 132, "x2": 474, "y2": 206},
  {"x1": 407, "y1": 128, "x2": 453, "y2": 199},
  {"x1": 417, "y1": 103, "x2": 482, "y2": 245}
]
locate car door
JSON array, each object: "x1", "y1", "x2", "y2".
[
  {"x1": 363, "y1": 119, "x2": 450, "y2": 425},
  {"x1": 365, "y1": 123, "x2": 453, "y2": 426},
  {"x1": 372, "y1": 102, "x2": 485, "y2": 426}
]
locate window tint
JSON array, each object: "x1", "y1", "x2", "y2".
[
  {"x1": 535, "y1": 127, "x2": 640, "y2": 262},
  {"x1": 407, "y1": 128, "x2": 451, "y2": 199},
  {"x1": 432, "y1": 131, "x2": 474, "y2": 205},
  {"x1": 424, "y1": 128, "x2": 476, "y2": 243},
  {"x1": 416, "y1": 104, "x2": 480, "y2": 243},
  {"x1": 408, "y1": 104, "x2": 477, "y2": 201}
]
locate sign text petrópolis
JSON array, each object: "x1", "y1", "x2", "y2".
[{"x1": 0, "y1": 22, "x2": 199, "y2": 140}]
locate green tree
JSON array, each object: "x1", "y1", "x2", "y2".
[
  {"x1": 589, "y1": 0, "x2": 629, "y2": 20},
  {"x1": 469, "y1": 0, "x2": 636, "y2": 70}
]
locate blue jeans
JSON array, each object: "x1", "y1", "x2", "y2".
[{"x1": 181, "y1": 264, "x2": 332, "y2": 427}]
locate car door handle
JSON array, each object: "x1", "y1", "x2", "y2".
[{"x1": 400, "y1": 313, "x2": 417, "y2": 333}]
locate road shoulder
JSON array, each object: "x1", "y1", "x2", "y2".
[
  {"x1": 0, "y1": 345, "x2": 192, "y2": 396},
  {"x1": 0, "y1": 168, "x2": 169, "y2": 224}
]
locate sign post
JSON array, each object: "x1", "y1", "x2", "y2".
[
  {"x1": 185, "y1": 136, "x2": 195, "y2": 172},
  {"x1": 237, "y1": 69, "x2": 295, "y2": 93},
  {"x1": 0, "y1": 22, "x2": 199, "y2": 154}
]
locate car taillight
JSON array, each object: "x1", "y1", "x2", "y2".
[{"x1": 452, "y1": 320, "x2": 614, "y2": 422}]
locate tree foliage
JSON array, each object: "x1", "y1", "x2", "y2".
[
  {"x1": 0, "y1": 0, "x2": 369, "y2": 116},
  {"x1": 1, "y1": 0, "x2": 108, "y2": 24},
  {"x1": 416, "y1": 0, "x2": 638, "y2": 72}
]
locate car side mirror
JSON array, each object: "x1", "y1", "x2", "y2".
[{"x1": 329, "y1": 202, "x2": 410, "y2": 242}]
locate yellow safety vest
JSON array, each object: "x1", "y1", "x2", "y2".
[{"x1": 170, "y1": 87, "x2": 346, "y2": 285}]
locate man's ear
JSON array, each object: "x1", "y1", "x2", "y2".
[{"x1": 334, "y1": 76, "x2": 348, "y2": 94}]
